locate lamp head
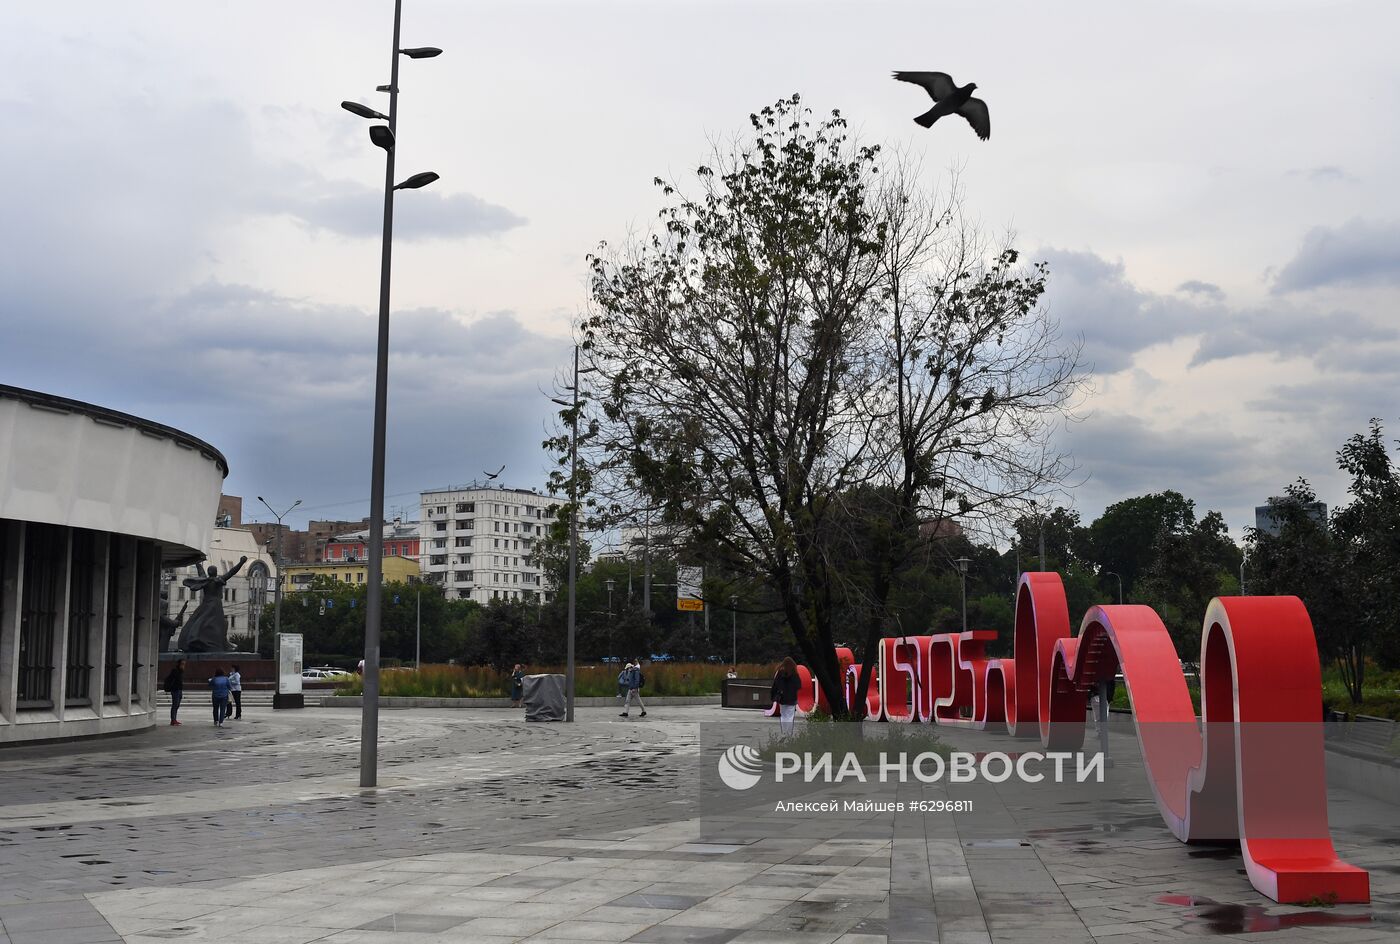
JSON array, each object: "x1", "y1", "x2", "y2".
[
  {"x1": 369, "y1": 125, "x2": 395, "y2": 150},
  {"x1": 394, "y1": 171, "x2": 439, "y2": 190},
  {"x1": 341, "y1": 101, "x2": 388, "y2": 121},
  {"x1": 399, "y1": 46, "x2": 443, "y2": 59}
]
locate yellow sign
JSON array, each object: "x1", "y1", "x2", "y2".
[{"x1": 678, "y1": 598, "x2": 704, "y2": 612}]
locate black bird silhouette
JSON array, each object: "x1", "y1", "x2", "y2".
[
  {"x1": 893, "y1": 71, "x2": 990, "y2": 140},
  {"x1": 484, "y1": 464, "x2": 505, "y2": 481}
]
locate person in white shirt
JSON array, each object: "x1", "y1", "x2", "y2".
[{"x1": 228, "y1": 665, "x2": 243, "y2": 720}]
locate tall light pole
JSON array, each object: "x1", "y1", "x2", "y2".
[
  {"x1": 1105, "y1": 570, "x2": 1123, "y2": 605},
  {"x1": 551, "y1": 344, "x2": 596, "y2": 722},
  {"x1": 257, "y1": 497, "x2": 301, "y2": 651},
  {"x1": 341, "y1": 1, "x2": 441, "y2": 788},
  {"x1": 730, "y1": 594, "x2": 738, "y2": 667},
  {"x1": 1239, "y1": 555, "x2": 1247, "y2": 595},
  {"x1": 955, "y1": 557, "x2": 971, "y2": 633}
]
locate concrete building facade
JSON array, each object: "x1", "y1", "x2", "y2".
[
  {"x1": 324, "y1": 520, "x2": 421, "y2": 563},
  {"x1": 0, "y1": 386, "x2": 225, "y2": 744},
  {"x1": 281, "y1": 556, "x2": 421, "y2": 592},
  {"x1": 418, "y1": 486, "x2": 557, "y2": 604}
]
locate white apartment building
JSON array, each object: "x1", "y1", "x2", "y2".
[{"x1": 418, "y1": 486, "x2": 558, "y2": 604}]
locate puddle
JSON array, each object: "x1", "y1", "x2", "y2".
[{"x1": 1157, "y1": 895, "x2": 1374, "y2": 934}]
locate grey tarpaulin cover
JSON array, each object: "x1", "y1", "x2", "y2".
[{"x1": 523, "y1": 673, "x2": 566, "y2": 721}]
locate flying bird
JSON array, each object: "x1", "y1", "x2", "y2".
[
  {"x1": 892, "y1": 71, "x2": 990, "y2": 140},
  {"x1": 484, "y1": 464, "x2": 505, "y2": 481}
]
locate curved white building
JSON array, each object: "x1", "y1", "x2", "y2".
[{"x1": 0, "y1": 385, "x2": 226, "y2": 743}]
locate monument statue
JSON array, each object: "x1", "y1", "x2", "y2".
[
  {"x1": 159, "y1": 596, "x2": 190, "y2": 652},
  {"x1": 176, "y1": 556, "x2": 247, "y2": 653}
]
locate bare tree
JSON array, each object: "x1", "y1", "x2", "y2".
[{"x1": 560, "y1": 96, "x2": 1083, "y2": 715}]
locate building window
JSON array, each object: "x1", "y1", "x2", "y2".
[
  {"x1": 494, "y1": 522, "x2": 500, "y2": 532},
  {"x1": 455, "y1": 571, "x2": 472, "y2": 582},
  {"x1": 103, "y1": 536, "x2": 123, "y2": 701},
  {"x1": 436, "y1": 506, "x2": 447, "y2": 515},
  {"x1": 434, "y1": 539, "x2": 446, "y2": 549},
  {"x1": 18, "y1": 523, "x2": 65, "y2": 708},
  {"x1": 462, "y1": 519, "x2": 474, "y2": 530},
  {"x1": 435, "y1": 521, "x2": 447, "y2": 532},
  {"x1": 456, "y1": 537, "x2": 469, "y2": 547},
  {"x1": 430, "y1": 555, "x2": 446, "y2": 566},
  {"x1": 357, "y1": 572, "x2": 365, "y2": 584},
  {"x1": 66, "y1": 529, "x2": 97, "y2": 707},
  {"x1": 455, "y1": 503, "x2": 468, "y2": 513}
]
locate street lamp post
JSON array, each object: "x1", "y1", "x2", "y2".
[
  {"x1": 730, "y1": 595, "x2": 737, "y2": 667},
  {"x1": 1106, "y1": 570, "x2": 1123, "y2": 605},
  {"x1": 550, "y1": 344, "x2": 596, "y2": 722},
  {"x1": 340, "y1": 0, "x2": 441, "y2": 788},
  {"x1": 955, "y1": 557, "x2": 971, "y2": 634},
  {"x1": 257, "y1": 497, "x2": 301, "y2": 653}
]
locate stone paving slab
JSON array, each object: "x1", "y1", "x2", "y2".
[{"x1": 2, "y1": 707, "x2": 1399, "y2": 943}]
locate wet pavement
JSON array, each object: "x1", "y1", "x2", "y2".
[{"x1": 0, "y1": 706, "x2": 1397, "y2": 943}]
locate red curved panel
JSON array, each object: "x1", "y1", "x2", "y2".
[
  {"x1": 1011, "y1": 573, "x2": 1073, "y2": 738},
  {"x1": 1048, "y1": 597, "x2": 1369, "y2": 904}
]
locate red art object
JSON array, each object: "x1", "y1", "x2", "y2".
[{"x1": 787, "y1": 573, "x2": 1369, "y2": 904}]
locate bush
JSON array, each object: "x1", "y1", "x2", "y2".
[{"x1": 334, "y1": 662, "x2": 776, "y2": 698}]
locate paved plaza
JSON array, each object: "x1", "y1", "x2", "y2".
[{"x1": 1, "y1": 705, "x2": 1398, "y2": 944}]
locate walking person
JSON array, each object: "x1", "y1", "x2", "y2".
[
  {"x1": 163, "y1": 659, "x2": 185, "y2": 726},
  {"x1": 616, "y1": 662, "x2": 631, "y2": 702},
  {"x1": 772, "y1": 657, "x2": 801, "y2": 736},
  {"x1": 619, "y1": 660, "x2": 647, "y2": 718},
  {"x1": 227, "y1": 664, "x2": 243, "y2": 719},
  {"x1": 510, "y1": 664, "x2": 525, "y2": 708},
  {"x1": 209, "y1": 668, "x2": 231, "y2": 727}
]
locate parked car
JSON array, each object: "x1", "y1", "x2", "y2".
[
  {"x1": 301, "y1": 668, "x2": 350, "y2": 682},
  {"x1": 309, "y1": 665, "x2": 353, "y2": 678}
]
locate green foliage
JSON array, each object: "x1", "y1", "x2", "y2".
[
  {"x1": 265, "y1": 577, "x2": 477, "y2": 666},
  {"x1": 559, "y1": 93, "x2": 1079, "y2": 717},
  {"x1": 1248, "y1": 423, "x2": 1400, "y2": 701},
  {"x1": 335, "y1": 662, "x2": 773, "y2": 698}
]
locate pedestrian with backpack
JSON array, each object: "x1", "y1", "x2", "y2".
[
  {"x1": 163, "y1": 659, "x2": 185, "y2": 726},
  {"x1": 208, "y1": 668, "x2": 231, "y2": 727},
  {"x1": 619, "y1": 660, "x2": 647, "y2": 718}
]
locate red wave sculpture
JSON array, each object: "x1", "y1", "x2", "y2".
[{"x1": 790, "y1": 572, "x2": 1370, "y2": 904}]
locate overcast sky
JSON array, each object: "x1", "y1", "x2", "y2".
[{"x1": 4, "y1": 0, "x2": 1398, "y2": 539}]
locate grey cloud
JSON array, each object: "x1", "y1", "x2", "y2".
[
  {"x1": 1287, "y1": 165, "x2": 1357, "y2": 184},
  {"x1": 1188, "y1": 304, "x2": 1398, "y2": 367},
  {"x1": 0, "y1": 271, "x2": 570, "y2": 521},
  {"x1": 1038, "y1": 248, "x2": 1397, "y2": 372},
  {"x1": 1176, "y1": 280, "x2": 1224, "y2": 301},
  {"x1": 1272, "y1": 218, "x2": 1400, "y2": 293},
  {"x1": 279, "y1": 179, "x2": 527, "y2": 241},
  {"x1": 1059, "y1": 413, "x2": 1268, "y2": 529},
  {"x1": 1040, "y1": 249, "x2": 1214, "y2": 374}
]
